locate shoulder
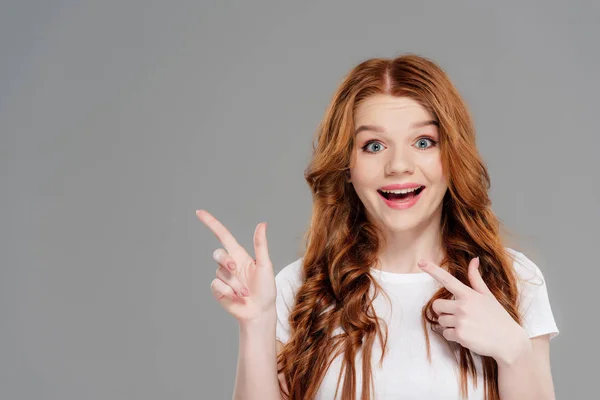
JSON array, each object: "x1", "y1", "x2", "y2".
[
  {"x1": 274, "y1": 258, "x2": 305, "y2": 343},
  {"x1": 503, "y1": 248, "x2": 560, "y2": 340},
  {"x1": 275, "y1": 257, "x2": 305, "y2": 294},
  {"x1": 504, "y1": 247, "x2": 545, "y2": 287}
]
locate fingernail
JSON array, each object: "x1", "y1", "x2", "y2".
[
  {"x1": 242, "y1": 288, "x2": 250, "y2": 297},
  {"x1": 475, "y1": 257, "x2": 480, "y2": 266},
  {"x1": 418, "y1": 259, "x2": 427, "y2": 268},
  {"x1": 228, "y1": 262, "x2": 236, "y2": 271}
]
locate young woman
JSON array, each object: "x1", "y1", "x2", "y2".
[{"x1": 197, "y1": 54, "x2": 559, "y2": 400}]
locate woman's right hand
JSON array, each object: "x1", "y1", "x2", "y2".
[{"x1": 196, "y1": 209, "x2": 277, "y2": 323}]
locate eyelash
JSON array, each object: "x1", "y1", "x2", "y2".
[{"x1": 360, "y1": 137, "x2": 438, "y2": 154}]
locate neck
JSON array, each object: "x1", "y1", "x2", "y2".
[{"x1": 375, "y1": 208, "x2": 445, "y2": 274}]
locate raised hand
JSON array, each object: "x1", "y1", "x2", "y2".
[
  {"x1": 417, "y1": 257, "x2": 530, "y2": 365},
  {"x1": 196, "y1": 209, "x2": 276, "y2": 323}
]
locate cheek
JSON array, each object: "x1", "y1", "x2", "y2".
[
  {"x1": 350, "y1": 156, "x2": 381, "y2": 186},
  {"x1": 420, "y1": 155, "x2": 445, "y2": 182}
]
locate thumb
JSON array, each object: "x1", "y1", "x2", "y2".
[
  {"x1": 253, "y1": 222, "x2": 271, "y2": 266},
  {"x1": 468, "y1": 257, "x2": 492, "y2": 296}
]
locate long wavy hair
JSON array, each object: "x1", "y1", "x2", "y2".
[{"x1": 277, "y1": 54, "x2": 522, "y2": 400}]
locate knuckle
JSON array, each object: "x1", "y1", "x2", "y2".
[
  {"x1": 216, "y1": 265, "x2": 227, "y2": 279},
  {"x1": 442, "y1": 328, "x2": 449, "y2": 339},
  {"x1": 213, "y1": 248, "x2": 228, "y2": 262},
  {"x1": 211, "y1": 278, "x2": 233, "y2": 300},
  {"x1": 454, "y1": 328, "x2": 463, "y2": 340},
  {"x1": 231, "y1": 277, "x2": 243, "y2": 290},
  {"x1": 210, "y1": 279, "x2": 221, "y2": 296}
]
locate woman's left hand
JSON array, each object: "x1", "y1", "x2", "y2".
[{"x1": 418, "y1": 257, "x2": 530, "y2": 364}]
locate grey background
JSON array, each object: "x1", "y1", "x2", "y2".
[{"x1": 1, "y1": 0, "x2": 597, "y2": 399}]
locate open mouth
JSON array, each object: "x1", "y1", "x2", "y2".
[{"x1": 377, "y1": 186, "x2": 425, "y2": 202}]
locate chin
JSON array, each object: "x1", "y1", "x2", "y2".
[
  {"x1": 368, "y1": 210, "x2": 419, "y2": 231},
  {"x1": 382, "y1": 219, "x2": 423, "y2": 233}
]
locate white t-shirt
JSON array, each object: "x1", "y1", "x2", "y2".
[{"x1": 275, "y1": 248, "x2": 559, "y2": 400}]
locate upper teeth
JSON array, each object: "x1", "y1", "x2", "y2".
[{"x1": 381, "y1": 187, "x2": 421, "y2": 194}]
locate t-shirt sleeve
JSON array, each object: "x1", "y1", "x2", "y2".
[
  {"x1": 274, "y1": 258, "x2": 304, "y2": 344},
  {"x1": 508, "y1": 249, "x2": 560, "y2": 340}
]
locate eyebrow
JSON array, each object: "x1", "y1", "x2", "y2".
[{"x1": 354, "y1": 120, "x2": 439, "y2": 136}]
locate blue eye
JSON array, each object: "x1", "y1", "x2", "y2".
[
  {"x1": 362, "y1": 140, "x2": 385, "y2": 153},
  {"x1": 414, "y1": 137, "x2": 437, "y2": 150}
]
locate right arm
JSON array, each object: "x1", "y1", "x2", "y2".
[
  {"x1": 233, "y1": 311, "x2": 285, "y2": 400},
  {"x1": 196, "y1": 210, "x2": 287, "y2": 400}
]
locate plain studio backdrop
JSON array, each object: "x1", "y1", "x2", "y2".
[{"x1": 1, "y1": 0, "x2": 598, "y2": 399}]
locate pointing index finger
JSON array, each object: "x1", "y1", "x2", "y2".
[
  {"x1": 418, "y1": 259, "x2": 470, "y2": 297},
  {"x1": 196, "y1": 209, "x2": 241, "y2": 254}
]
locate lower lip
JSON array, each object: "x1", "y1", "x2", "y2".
[{"x1": 379, "y1": 188, "x2": 424, "y2": 210}]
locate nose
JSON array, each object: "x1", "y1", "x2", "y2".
[{"x1": 384, "y1": 145, "x2": 415, "y2": 176}]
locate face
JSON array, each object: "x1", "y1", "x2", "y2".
[{"x1": 348, "y1": 94, "x2": 448, "y2": 234}]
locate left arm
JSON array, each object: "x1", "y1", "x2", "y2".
[
  {"x1": 496, "y1": 333, "x2": 556, "y2": 400},
  {"x1": 418, "y1": 257, "x2": 558, "y2": 400}
]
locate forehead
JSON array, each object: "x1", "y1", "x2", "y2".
[{"x1": 354, "y1": 95, "x2": 433, "y2": 127}]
